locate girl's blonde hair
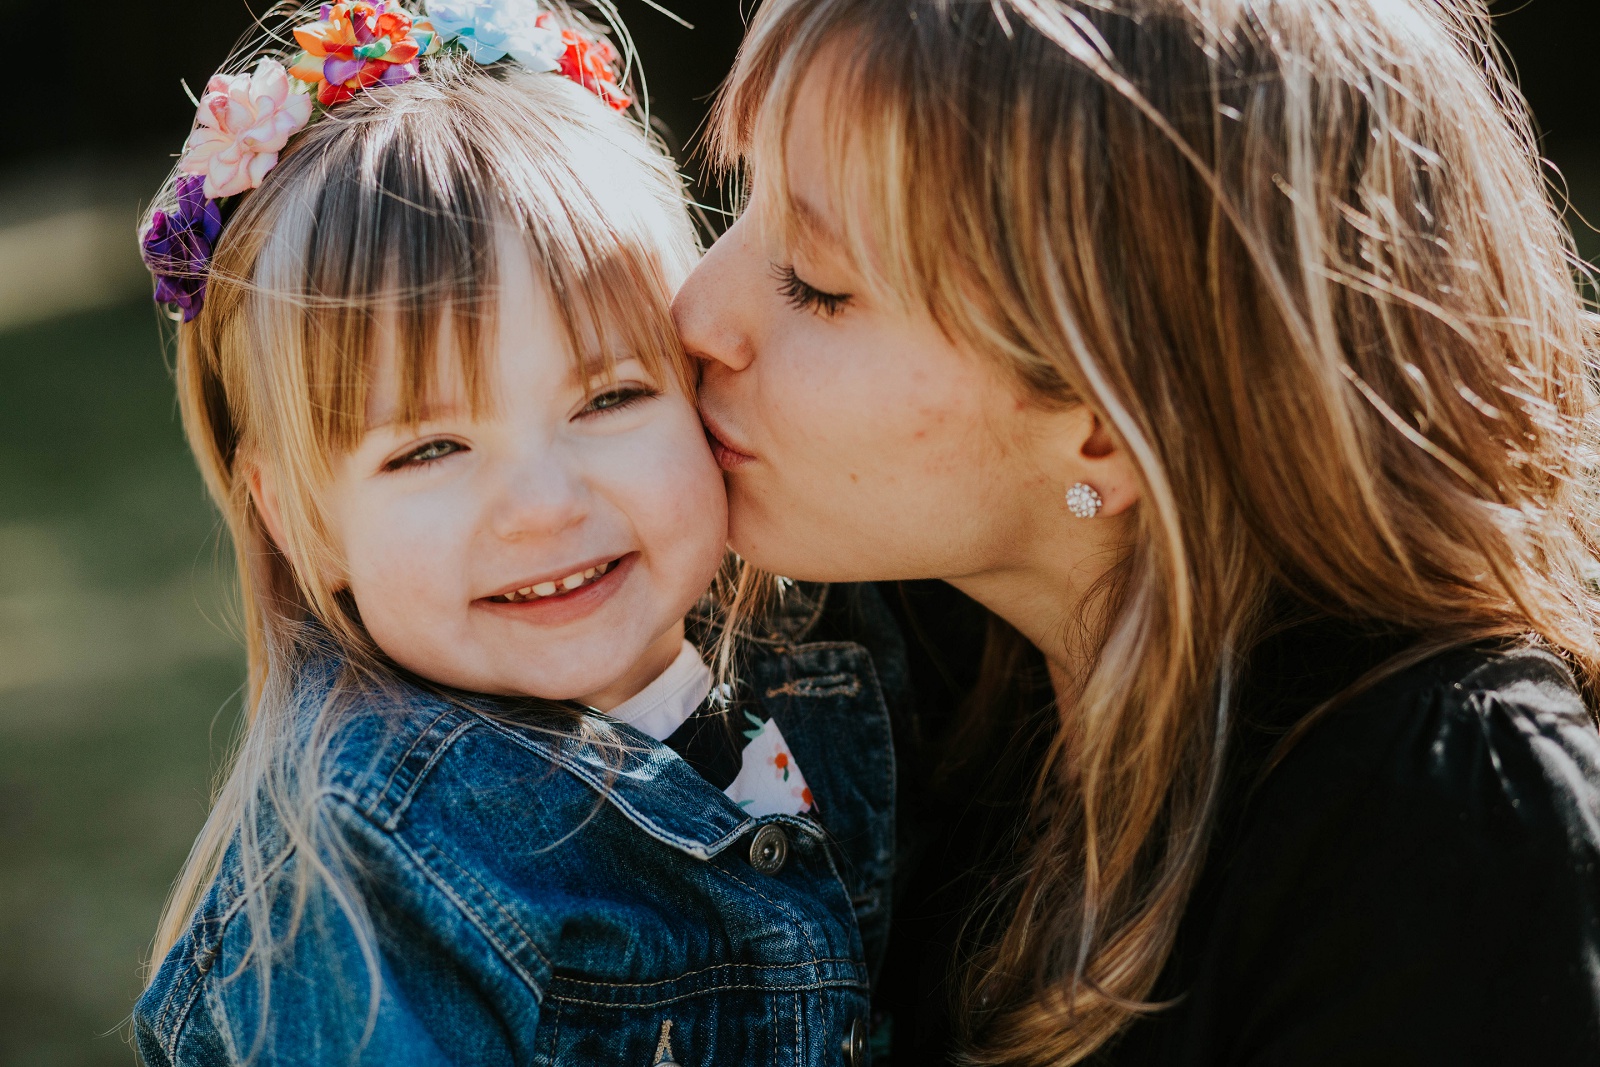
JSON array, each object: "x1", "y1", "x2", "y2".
[
  {"x1": 714, "y1": 0, "x2": 1600, "y2": 1062},
  {"x1": 143, "y1": 12, "x2": 699, "y2": 1024}
]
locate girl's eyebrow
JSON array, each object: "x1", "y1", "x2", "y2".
[
  {"x1": 571, "y1": 351, "x2": 643, "y2": 387},
  {"x1": 364, "y1": 400, "x2": 465, "y2": 434}
]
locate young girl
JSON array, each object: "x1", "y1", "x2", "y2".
[{"x1": 132, "y1": 4, "x2": 895, "y2": 1064}]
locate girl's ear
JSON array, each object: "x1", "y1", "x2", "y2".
[{"x1": 247, "y1": 462, "x2": 293, "y2": 556}]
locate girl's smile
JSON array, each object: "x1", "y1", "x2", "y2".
[
  {"x1": 483, "y1": 554, "x2": 620, "y2": 603},
  {"x1": 476, "y1": 551, "x2": 633, "y2": 625}
]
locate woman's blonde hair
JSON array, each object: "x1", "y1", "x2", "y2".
[
  {"x1": 714, "y1": 0, "x2": 1600, "y2": 1062},
  {"x1": 142, "y1": 8, "x2": 699, "y2": 1030}
]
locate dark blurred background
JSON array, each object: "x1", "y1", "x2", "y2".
[{"x1": 0, "y1": 1, "x2": 1594, "y2": 1064}]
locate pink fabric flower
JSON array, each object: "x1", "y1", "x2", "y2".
[{"x1": 179, "y1": 60, "x2": 315, "y2": 199}]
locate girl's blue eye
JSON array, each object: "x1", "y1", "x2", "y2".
[
  {"x1": 582, "y1": 386, "x2": 657, "y2": 416},
  {"x1": 386, "y1": 439, "x2": 464, "y2": 470},
  {"x1": 772, "y1": 264, "x2": 851, "y2": 318}
]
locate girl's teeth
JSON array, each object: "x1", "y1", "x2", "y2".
[{"x1": 496, "y1": 559, "x2": 617, "y2": 602}]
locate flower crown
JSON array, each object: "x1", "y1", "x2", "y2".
[{"x1": 140, "y1": 0, "x2": 631, "y2": 322}]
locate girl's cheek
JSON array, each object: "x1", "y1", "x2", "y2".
[
  {"x1": 344, "y1": 486, "x2": 461, "y2": 600},
  {"x1": 621, "y1": 422, "x2": 725, "y2": 543}
]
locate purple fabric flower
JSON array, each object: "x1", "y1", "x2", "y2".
[
  {"x1": 141, "y1": 174, "x2": 223, "y2": 322},
  {"x1": 378, "y1": 59, "x2": 419, "y2": 86}
]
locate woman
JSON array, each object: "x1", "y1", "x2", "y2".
[{"x1": 673, "y1": 0, "x2": 1600, "y2": 1064}]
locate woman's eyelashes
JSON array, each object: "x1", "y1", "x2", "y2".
[
  {"x1": 772, "y1": 263, "x2": 851, "y2": 318},
  {"x1": 384, "y1": 438, "x2": 466, "y2": 472}
]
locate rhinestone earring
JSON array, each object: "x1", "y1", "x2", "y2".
[{"x1": 1065, "y1": 482, "x2": 1103, "y2": 518}]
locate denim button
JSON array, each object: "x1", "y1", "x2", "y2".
[
  {"x1": 842, "y1": 1016, "x2": 868, "y2": 1066},
  {"x1": 747, "y1": 824, "x2": 789, "y2": 874}
]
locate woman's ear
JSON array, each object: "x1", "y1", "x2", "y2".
[
  {"x1": 1038, "y1": 404, "x2": 1140, "y2": 519},
  {"x1": 1075, "y1": 410, "x2": 1140, "y2": 517}
]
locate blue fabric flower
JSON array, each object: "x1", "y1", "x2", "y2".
[{"x1": 428, "y1": 0, "x2": 564, "y2": 70}]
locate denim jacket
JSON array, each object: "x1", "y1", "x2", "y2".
[{"x1": 134, "y1": 586, "x2": 899, "y2": 1067}]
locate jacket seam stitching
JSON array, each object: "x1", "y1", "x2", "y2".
[
  {"x1": 381, "y1": 717, "x2": 479, "y2": 830},
  {"x1": 160, "y1": 969, "x2": 209, "y2": 1064},
  {"x1": 155, "y1": 842, "x2": 297, "y2": 1060},
  {"x1": 546, "y1": 957, "x2": 862, "y2": 991},
  {"x1": 716, "y1": 860, "x2": 825, "y2": 965},
  {"x1": 364, "y1": 707, "x2": 467, "y2": 820},
  {"x1": 419, "y1": 833, "x2": 555, "y2": 972},
  {"x1": 382, "y1": 828, "x2": 551, "y2": 991},
  {"x1": 543, "y1": 977, "x2": 867, "y2": 1009}
]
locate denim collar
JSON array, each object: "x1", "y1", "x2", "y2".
[{"x1": 471, "y1": 712, "x2": 821, "y2": 860}]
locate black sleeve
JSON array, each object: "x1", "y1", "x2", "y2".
[{"x1": 1180, "y1": 657, "x2": 1600, "y2": 1067}]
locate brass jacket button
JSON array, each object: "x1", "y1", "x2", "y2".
[{"x1": 747, "y1": 824, "x2": 789, "y2": 874}]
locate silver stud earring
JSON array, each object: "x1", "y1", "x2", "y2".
[{"x1": 1065, "y1": 482, "x2": 1103, "y2": 518}]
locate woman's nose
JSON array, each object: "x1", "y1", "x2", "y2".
[{"x1": 673, "y1": 217, "x2": 759, "y2": 373}]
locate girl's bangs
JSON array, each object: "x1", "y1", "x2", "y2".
[{"x1": 232, "y1": 67, "x2": 692, "y2": 459}]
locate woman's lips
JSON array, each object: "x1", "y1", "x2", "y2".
[{"x1": 700, "y1": 413, "x2": 756, "y2": 471}]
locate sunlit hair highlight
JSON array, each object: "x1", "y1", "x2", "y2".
[
  {"x1": 142, "y1": 14, "x2": 698, "y2": 1043},
  {"x1": 715, "y1": 0, "x2": 1600, "y2": 1063}
]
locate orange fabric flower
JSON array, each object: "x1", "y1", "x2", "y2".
[
  {"x1": 551, "y1": 20, "x2": 630, "y2": 111},
  {"x1": 288, "y1": 2, "x2": 441, "y2": 107}
]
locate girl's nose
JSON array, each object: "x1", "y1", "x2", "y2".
[
  {"x1": 673, "y1": 217, "x2": 759, "y2": 374},
  {"x1": 487, "y1": 452, "x2": 588, "y2": 542}
]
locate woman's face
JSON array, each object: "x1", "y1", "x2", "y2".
[{"x1": 674, "y1": 65, "x2": 1099, "y2": 591}]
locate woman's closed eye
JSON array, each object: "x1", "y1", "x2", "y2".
[
  {"x1": 772, "y1": 264, "x2": 851, "y2": 318},
  {"x1": 383, "y1": 438, "x2": 466, "y2": 471}
]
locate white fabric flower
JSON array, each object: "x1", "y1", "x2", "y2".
[
  {"x1": 178, "y1": 60, "x2": 314, "y2": 199},
  {"x1": 429, "y1": 0, "x2": 564, "y2": 70}
]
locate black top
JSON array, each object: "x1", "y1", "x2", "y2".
[
  {"x1": 662, "y1": 699, "x2": 746, "y2": 791},
  {"x1": 857, "y1": 587, "x2": 1600, "y2": 1066},
  {"x1": 1097, "y1": 614, "x2": 1600, "y2": 1066}
]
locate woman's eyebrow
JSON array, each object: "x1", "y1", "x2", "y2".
[{"x1": 790, "y1": 193, "x2": 843, "y2": 246}]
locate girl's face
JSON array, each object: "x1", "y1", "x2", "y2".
[{"x1": 317, "y1": 233, "x2": 727, "y2": 709}]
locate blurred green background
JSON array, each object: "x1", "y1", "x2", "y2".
[{"x1": 0, "y1": 1, "x2": 1595, "y2": 1064}]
